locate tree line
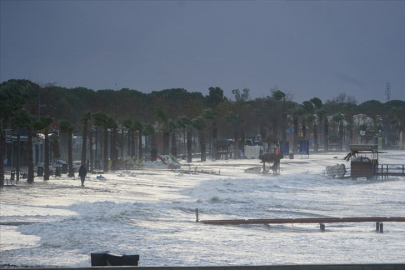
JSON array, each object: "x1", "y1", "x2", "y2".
[{"x1": 1, "y1": 79, "x2": 404, "y2": 186}]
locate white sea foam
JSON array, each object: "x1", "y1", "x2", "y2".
[{"x1": 1, "y1": 151, "x2": 405, "y2": 267}]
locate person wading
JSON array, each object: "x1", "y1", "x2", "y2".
[{"x1": 79, "y1": 165, "x2": 87, "y2": 186}]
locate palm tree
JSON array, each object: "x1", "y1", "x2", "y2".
[
  {"x1": 59, "y1": 119, "x2": 75, "y2": 177},
  {"x1": 169, "y1": 119, "x2": 178, "y2": 157},
  {"x1": 310, "y1": 98, "x2": 324, "y2": 152},
  {"x1": 123, "y1": 119, "x2": 134, "y2": 157},
  {"x1": 153, "y1": 108, "x2": 170, "y2": 155},
  {"x1": 33, "y1": 116, "x2": 53, "y2": 180},
  {"x1": 342, "y1": 102, "x2": 356, "y2": 147},
  {"x1": 333, "y1": 114, "x2": 344, "y2": 151},
  {"x1": 223, "y1": 112, "x2": 243, "y2": 159},
  {"x1": 132, "y1": 120, "x2": 144, "y2": 160},
  {"x1": 179, "y1": 116, "x2": 193, "y2": 162},
  {"x1": 272, "y1": 90, "x2": 287, "y2": 145},
  {"x1": 176, "y1": 117, "x2": 187, "y2": 157},
  {"x1": 202, "y1": 108, "x2": 217, "y2": 159},
  {"x1": 301, "y1": 101, "x2": 315, "y2": 140},
  {"x1": 324, "y1": 116, "x2": 330, "y2": 152},
  {"x1": 143, "y1": 124, "x2": 156, "y2": 159},
  {"x1": 13, "y1": 109, "x2": 35, "y2": 183},
  {"x1": 0, "y1": 82, "x2": 35, "y2": 186},
  {"x1": 291, "y1": 105, "x2": 304, "y2": 154},
  {"x1": 192, "y1": 116, "x2": 206, "y2": 161},
  {"x1": 80, "y1": 111, "x2": 91, "y2": 167},
  {"x1": 92, "y1": 111, "x2": 110, "y2": 172},
  {"x1": 108, "y1": 117, "x2": 118, "y2": 170}
]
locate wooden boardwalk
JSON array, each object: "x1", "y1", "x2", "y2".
[
  {"x1": 197, "y1": 213, "x2": 405, "y2": 232},
  {"x1": 198, "y1": 217, "x2": 405, "y2": 225}
]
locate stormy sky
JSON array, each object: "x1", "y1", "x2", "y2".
[{"x1": 1, "y1": 1, "x2": 404, "y2": 103}]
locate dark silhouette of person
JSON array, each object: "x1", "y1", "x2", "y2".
[{"x1": 79, "y1": 165, "x2": 87, "y2": 186}]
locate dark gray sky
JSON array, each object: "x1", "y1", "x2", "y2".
[{"x1": 1, "y1": 1, "x2": 404, "y2": 103}]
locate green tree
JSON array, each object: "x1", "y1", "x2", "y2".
[
  {"x1": 58, "y1": 119, "x2": 75, "y2": 177},
  {"x1": 33, "y1": 116, "x2": 53, "y2": 180},
  {"x1": 207, "y1": 87, "x2": 226, "y2": 108}
]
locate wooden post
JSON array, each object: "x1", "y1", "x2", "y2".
[
  {"x1": 320, "y1": 223, "x2": 325, "y2": 231},
  {"x1": 379, "y1": 223, "x2": 383, "y2": 233},
  {"x1": 376, "y1": 222, "x2": 380, "y2": 231},
  {"x1": 195, "y1": 208, "x2": 199, "y2": 222}
]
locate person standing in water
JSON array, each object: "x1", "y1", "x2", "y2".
[{"x1": 79, "y1": 165, "x2": 87, "y2": 186}]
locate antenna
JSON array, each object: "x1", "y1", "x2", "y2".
[{"x1": 385, "y1": 83, "x2": 391, "y2": 102}]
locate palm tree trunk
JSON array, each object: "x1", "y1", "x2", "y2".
[
  {"x1": 187, "y1": 129, "x2": 192, "y2": 162},
  {"x1": 339, "y1": 121, "x2": 344, "y2": 151},
  {"x1": 183, "y1": 130, "x2": 187, "y2": 155},
  {"x1": 103, "y1": 127, "x2": 109, "y2": 172},
  {"x1": 131, "y1": 130, "x2": 136, "y2": 157},
  {"x1": 293, "y1": 115, "x2": 298, "y2": 154},
  {"x1": 27, "y1": 127, "x2": 34, "y2": 183},
  {"x1": 201, "y1": 130, "x2": 206, "y2": 161},
  {"x1": 151, "y1": 135, "x2": 157, "y2": 159},
  {"x1": 0, "y1": 132, "x2": 5, "y2": 186},
  {"x1": 282, "y1": 100, "x2": 287, "y2": 144},
  {"x1": 324, "y1": 118, "x2": 329, "y2": 152},
  {"x1": 302, "y1": 118, "x2": 307, "y2": 139},
  {"x1": 212, "y1": 121, "x2": 217, "y2": 159},
  {"x1": 234, "y1": 129, "x2": 239, "y2": 159},
  {"x1": 240, "y1": 127, "x2": 245, "y2": 158},
  {"x1": 68, "y1": 131, "x2": 74, "y2": 177},
  {"x1": 163, "y1": 131, "x2": 170, "y2": 155},
  {"x1": 171, "y1": 132, "x2": 177, "y2": 157},
  {"x1": 81, "y1": 120, "x2": 88, "y2": 167},
  {"x1": 44, "y1": 130, "x2": 50, "y2": 180},
  {"x1": 111, "y1": 128, "x2": 117, "y2": 170},
  {"x1": 138, "y1": 130, "x2": 143, "y2": 160},
  {"x1": 313, "y1": 122, "x2": 318, "y2": 152}
]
